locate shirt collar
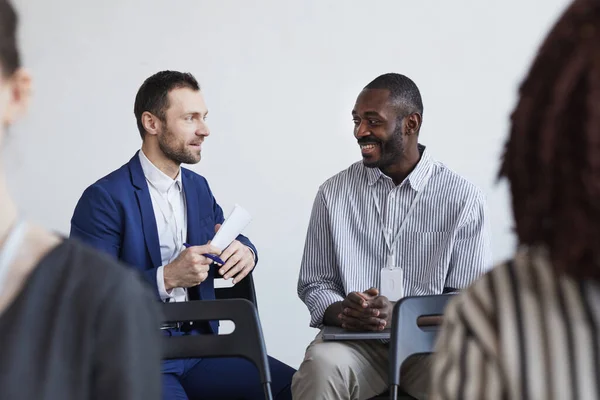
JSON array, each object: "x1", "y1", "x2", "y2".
[
  {"x1": 138, "y1": 149, "x2": 183, "y2": 194},
  {"x1": 366, "y1": 144, "x2": 432, "y2": 191}
]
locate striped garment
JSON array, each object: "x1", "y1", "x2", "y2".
[
  {"x1": 297, "y1": 144, "x2": 492, "y2": 328},
  {"x1": 429, "y1": 247, "x2": 600, "y2": 400}
]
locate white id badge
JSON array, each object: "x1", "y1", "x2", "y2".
[{"x1": 380, "y1": 268, "x2": 404, "y2": 302}]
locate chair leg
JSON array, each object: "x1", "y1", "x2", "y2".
[
  {"x1": 390, "y1": 384, "x2": 398, "y2": 400},
  {"x1": 263, "y1": 382, "x2": 273, "y2": 400}
]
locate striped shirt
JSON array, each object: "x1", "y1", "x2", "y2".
[
  {"x1": 297, "y1": 145, "x2": 492, "y2": 328},
  {"x1": 429, "y1": 247, "x2": 600, "y2": 400}
]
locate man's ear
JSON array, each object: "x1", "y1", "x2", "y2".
[
  {"x1": 404, "y1": 113, "x2": 422, "y2": 136},
  {"x1": 2, "y1": 68, "x2": 32, "y2": 127},
  {"x1": 141, "y1": 111, "x2": 162, "y2": 137}
]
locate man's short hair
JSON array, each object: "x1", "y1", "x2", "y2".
[
  {"x1": 133, "y1": 70, "x2": 200, "y2": 139},
  {"x1": 365, "y1": 73, "x2": 424, "y2": 117}
]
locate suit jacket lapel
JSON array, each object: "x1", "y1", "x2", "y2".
[
  {"x1": 128, "y1": 152, "x2": 162, "y2": 269},
  {"x1": 183, "y1": 171, "x2": 202, "y2": 245},
  {"x1": 182, "y1": 170, "x2": 216, "y2": 311}
]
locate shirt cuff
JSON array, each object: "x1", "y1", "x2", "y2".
[
  {"x1": 308, "y1": 289, "x2": 345, "y2": 328},
  {"x1": 157, "y1": 266, "x2": 180, "y2": 302}
]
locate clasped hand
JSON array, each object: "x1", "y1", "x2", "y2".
[{"x1": 338, "y1": 288, "x2": 393, "y2": 331}]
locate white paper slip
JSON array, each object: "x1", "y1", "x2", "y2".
[{"x1": 211, "y1": 204, "x2": 253, "y2": 251}]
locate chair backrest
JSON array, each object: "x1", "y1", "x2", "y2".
[
  {"x1": 388, "y1": 294, "x2": 455, "y2": 397},
  {"x1": 213, "y1": 267, "x2": 258, "y2": 306},
  {"x1": 161, "y1": 299, "x2": 272, "y2": 398}
]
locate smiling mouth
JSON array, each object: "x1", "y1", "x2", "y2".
[
  {"x1": 360, "y1": 143, "x2": 380, "y2": 157},
  {"x1": 360, "y1": 143, "x2": 378, "y2": 150}
]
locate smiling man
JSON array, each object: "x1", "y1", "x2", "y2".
[
  {"x1": 292, "y1": 73, "x2": 492, "y2": 400},
  {"x1": 70, "y1": 71, "x2": 295, "y2": 400}
]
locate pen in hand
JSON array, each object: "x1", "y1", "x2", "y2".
[{"x1": 183, "y1": 243, "x2": 225, "y2": 266}]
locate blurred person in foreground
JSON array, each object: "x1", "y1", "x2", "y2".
[
  {"x1": 0, "y1": 1, "x2": 161, "y2": 399},
  {"x1": 430, "y1": 1, "x2": 600, "y2": 398}
]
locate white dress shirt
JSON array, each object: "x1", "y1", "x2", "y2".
[{"x1": 138, "y1": 150, "x2": 188, "y2": 302}]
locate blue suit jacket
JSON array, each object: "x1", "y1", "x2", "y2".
[{"x1": 70, "y1": 151, "x2": 258, "y2": 333}]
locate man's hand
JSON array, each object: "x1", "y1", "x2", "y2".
[
  {"x1": 338, "y1": 288, "x2": 393, "y2": 331},
  {"x1": 163, "y1": 243, "x2": 221, "y2": 290},
  {"x1": 214, "y1": 224, "x2": 255, "y2": 284}
]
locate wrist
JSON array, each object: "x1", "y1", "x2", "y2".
[
  {"x1": 323, "y1": 301, "x2": 344, "y2": 327},
  {"x1": 163, "y1": 263, "x2": 177, "y2": 291}
]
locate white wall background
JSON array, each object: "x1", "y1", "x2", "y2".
[{"x1": 6, "y1": 0, "x2": 571, "y2": 368}]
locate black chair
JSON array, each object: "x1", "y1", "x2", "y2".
[
  {"x1": 369, "y1": 387, "x2": 411, "y2": 399},
  {"x1": 213, "y1": 265, "x2": 258, "y2": 305},
  {"x1": 369, "y1": 391, "x2": 394, "y2": 400},
  {"x1": 388, "y1": 294, "x2": 455, "y2": 400},
  {"x1": 213, "y1": 267, "x2": 259, "y2": 337},
  {"x1": 161, "y1": 298, "x2": 273, "y2": 400}
]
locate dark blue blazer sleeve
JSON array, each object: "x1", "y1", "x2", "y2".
[
  {"x1": 70, "y1": 184, "x2": 121, "y2": 258},
  {"x1": 70, "y1": 184, "x2": 162, "y2": 296}
]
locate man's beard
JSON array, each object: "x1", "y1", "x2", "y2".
[
  {"x1": 157, "y1": 126, "x2": 201, "y2": 165},
  {"x1": 359, "y1": 126, "x2": 404, "y2": 170}
]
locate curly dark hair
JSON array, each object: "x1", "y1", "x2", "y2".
[{"x1": 499, "y1": 0, "x2": 600, "y2": 280}]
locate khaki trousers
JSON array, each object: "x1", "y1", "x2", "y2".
[{"x1": 291, "y1": 330, "x2": 431, "y2": 400}]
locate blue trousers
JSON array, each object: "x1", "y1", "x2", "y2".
[
  {"x1": 162, "y1": 356, "x2": 294, "y2": 400},
  {"x1": 161, "y1": 324, "x2": 295, "y2": 400}
]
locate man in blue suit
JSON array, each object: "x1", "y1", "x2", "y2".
[{"x1": 70, "y1": 70, "x2": 295, "y2": 400}]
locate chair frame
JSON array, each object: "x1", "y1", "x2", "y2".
[
  {"x1": 213, "y1": 266, "x2": 258, "y2": 305},
  {"x1": 161, "y1": 298, "x2": 273, "y2": 400},
  {"x1": 388, "y1": 294, "x2": 455, "y2": 400}
]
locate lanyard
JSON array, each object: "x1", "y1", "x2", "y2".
[
  {"x1": 0, "y1": 219, "x2": 26, "y2": 292},
  {"x1": 371, "y1": 167, "x2": 433, "y2": 268}
]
